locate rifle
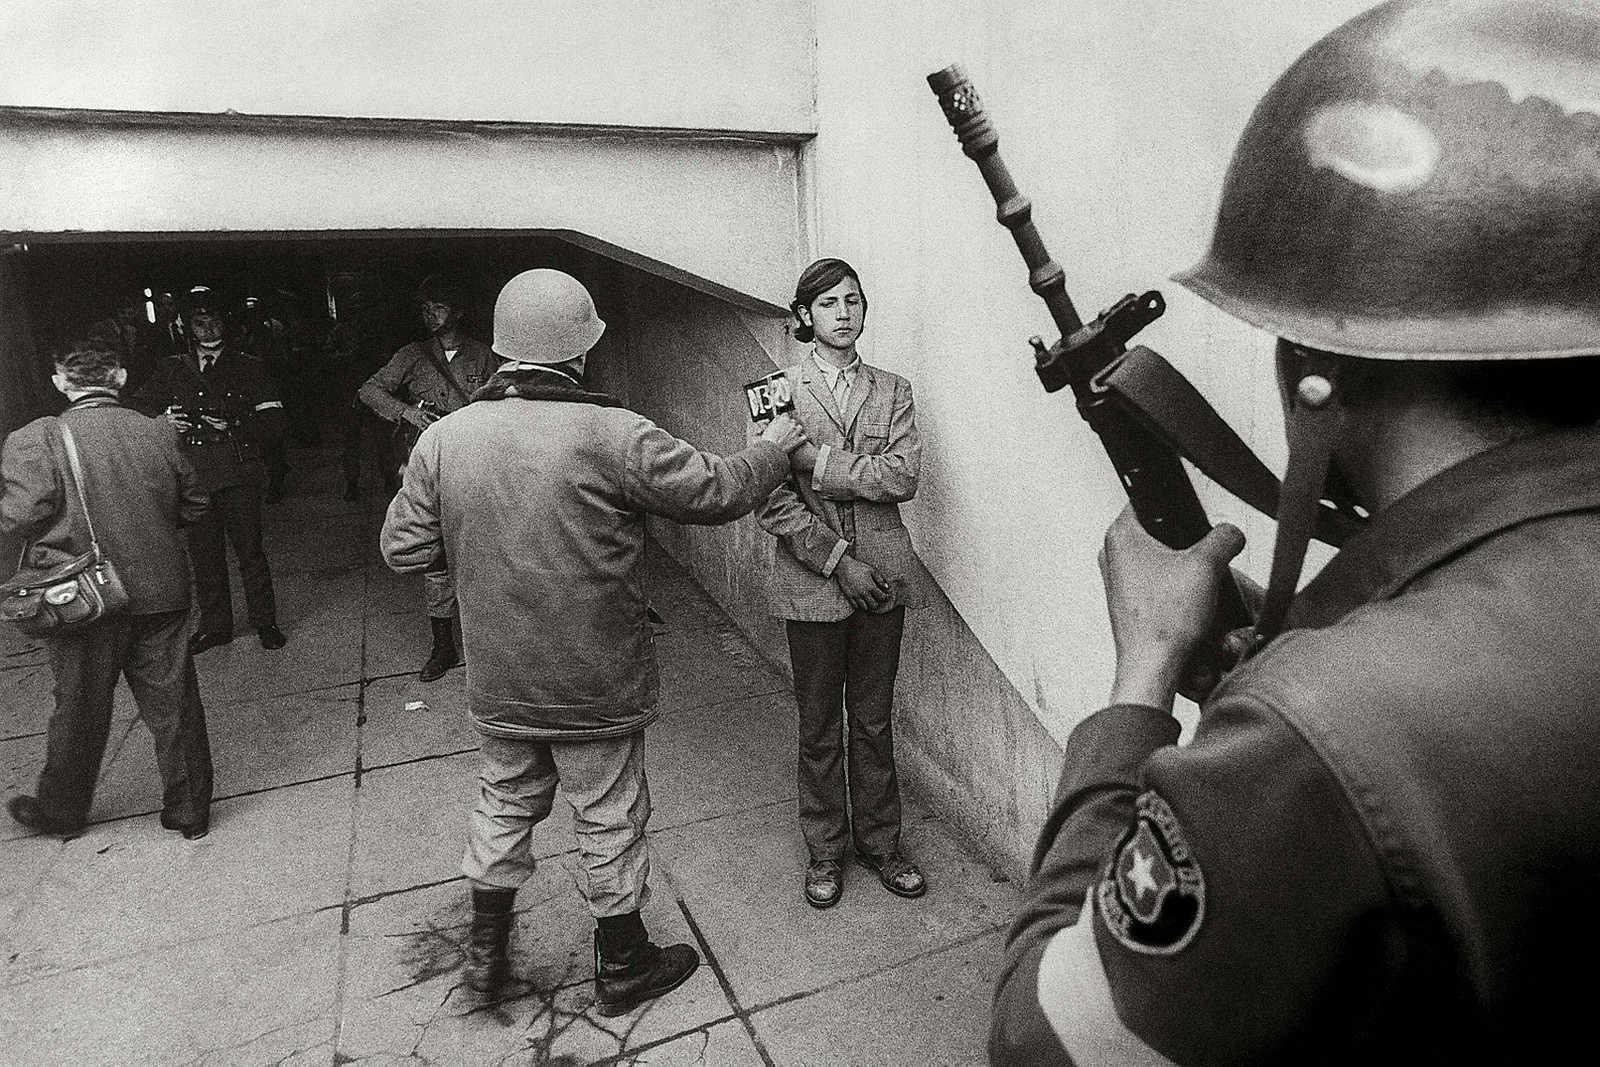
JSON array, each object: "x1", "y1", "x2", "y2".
[{"x1": 927, "y1": 65, "x2": 1260, "y2": 688}]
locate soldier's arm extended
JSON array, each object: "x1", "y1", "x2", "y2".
[
  {"x1": 380, "y1": 429, "x2": 444, "y2": 573},
  {"x1": 755, "y1": 480, "x2": 850, "y2": 577},
  {"x1": 809, "y1": 376, "x2": 920, "y2": 503},
  {"x1": 358, "y1": 348, "x2": 421, "y2": 423},
  {"x1": 621, "y1": 421, "x2": 790, "y2": 526}
]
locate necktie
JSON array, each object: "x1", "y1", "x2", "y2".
[{"x1": 831, "y1": 369, "x2": 849, "y2": 411}]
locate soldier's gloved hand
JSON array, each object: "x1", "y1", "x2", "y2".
[
  {"x1": 198, "y1": 415, "x2": 231, "y2": 432},
  {"x1": 1098, "y1": 504, "x2": 1246, "y2": 711},
  {"x1": 760, "y1": 412, "x2": 808, "y2": 452},
  {"x1": 402, "y1": 406, "x2": 435, "y2": 430}
]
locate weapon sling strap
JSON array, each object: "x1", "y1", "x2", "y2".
[
  {"x1": 1096, "y1": 347, "x2": 1363, "y2": 549},
  {"x1": 420, "y1": 340, "x2": 471, "y2": 409}
]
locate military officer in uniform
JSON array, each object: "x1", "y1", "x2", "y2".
[
  {"x1": 358, "y1": 274, "x2": 496, "y2": 681},
  {"x1": 135, "y1": 290, "x2": 287, "y2": 652},
  {"x1": 989, "y1": 1, "x2": 1600, "y2": 1063}
]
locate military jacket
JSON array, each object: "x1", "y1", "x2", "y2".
[
  {"x1": 357, "y1": 337, "x2": 496, "y2": 424},
  {"x1": 992, "y1": 427, "x2": 1600, "y2": 1065},
  {"x1": 133, "y1": 349, "x2": 285, "y2": 492}
]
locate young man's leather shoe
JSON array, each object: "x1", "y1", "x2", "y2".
[
  {"x1": 7, "y1": 795, "x2": 83, "y2": 839},
  {"x1": 804, "y1": 859, "x2": 844, "y2": 909},
  {"x1": 858, "y1": 850, "x2": 927, "y2": 899},
  {"x1": 257, "y1": 625, "x2": 287, "y2": 650},
  {"x1": 188, "y1": 631, "x2": 233, "y2": 655}
]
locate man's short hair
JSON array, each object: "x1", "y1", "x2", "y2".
[{"x1": 56, "y1": 341, "x2": 124, "y2": 390}]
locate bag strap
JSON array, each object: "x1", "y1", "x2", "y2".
[{"x1": 56, "y1": 422, "x2": 106, "y2": 564}]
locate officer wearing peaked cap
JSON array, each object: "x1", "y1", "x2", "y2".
[
  {"x1": 379, "y1": 269, "x2": 809, "y2": 1014},
  {"x1": 134, "y1": 288, "x2": 287, "y2": 653},
  {"x1": 990, "y1": 2, "x2": 1600, "y2": 1063}
]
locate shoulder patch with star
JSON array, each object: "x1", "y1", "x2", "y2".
[{"x1": 1096, "y1": 790, "x2": 1206, "y2": 955}]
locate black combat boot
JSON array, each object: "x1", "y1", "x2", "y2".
[
  {"x1": 462, "y1": 886, "x2": 515, "y2": 999},
  {"x1": 593, "y1": 910, "x2": 700, "y2": 1017},
  {"x1": 419, "y1": 616, "x2": 458, "y2": 682}
]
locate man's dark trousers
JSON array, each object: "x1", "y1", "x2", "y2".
[
  {"x1": 189, "y1": 484, "x2": 276, "y2": 635},
  {"x1": 37, "y1": 610, "x2": 212, "y2": 828},
  {"x1": 787, "y1": 606, "x2": 906, "y2": 862}
]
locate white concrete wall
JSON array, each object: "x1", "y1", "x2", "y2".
[
  {"x1": 0, "y1": 0, "x2": 815, "y2": 134},
  {"x1": 808, "y1": 0, "x2": 1371, "y2": 744}
]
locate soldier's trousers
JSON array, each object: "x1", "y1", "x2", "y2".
[
  {"x1": 36, "y1": 610, "x2": 212, "y2": 828},
  {"x1": 189, "y1": 483, "x2": 277, "y2": 635},
  {"x1": 463, "y1": 731, "x2": 652, "y2": 918}
]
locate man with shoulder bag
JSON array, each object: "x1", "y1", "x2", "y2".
[{"x1": 1, "y1": 342, "x2": 214, "y2": 840}]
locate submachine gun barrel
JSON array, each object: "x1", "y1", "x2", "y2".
[{"x1": 927, "y1": 64, "x2": 1254, "y2": 685}]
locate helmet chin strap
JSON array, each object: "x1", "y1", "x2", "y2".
[{"x1": 1252, "y1": 349, "x2": 1347, "y2": 646}]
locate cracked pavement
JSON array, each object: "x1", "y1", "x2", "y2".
[{"x1": 1, "y1": 445, "x2": 1017, "y2": 1065}]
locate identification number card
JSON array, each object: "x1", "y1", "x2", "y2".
[{"x1": 744, "y1": 371, "x2": 795, "y2": 423}]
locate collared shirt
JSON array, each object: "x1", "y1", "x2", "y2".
[
  {"x1": 813, "y1": 350, "x2": 861, "y2": 407},
  {"x1": 992, "y1": 425, "x2": 1600, "y2": 1066}
]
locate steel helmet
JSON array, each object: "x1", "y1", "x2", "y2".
[
  {"x1": 1176, "y1": 0, "x2": 1600, "y2": 360},
  {"x1": 491, "y1": 269, "x2": 606, "y2": 365}
]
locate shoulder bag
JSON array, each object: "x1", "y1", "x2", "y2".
[{"x1": 0, "y1": 421, "x2": 131, "y2": 635}]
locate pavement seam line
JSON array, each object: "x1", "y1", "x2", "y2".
[
  {"x1": 742, "y1": 921, "x2": 1010, "y2": 1019},
  {"x1": 675, "y1": 898, "x2": 779, "y2": 1067}
]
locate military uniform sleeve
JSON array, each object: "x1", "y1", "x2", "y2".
[
  {"x1": 994, "y1": 693, "x2": 1393, "y2": 1065},
  {"x1": 755, "y1": 480, "x2": 850, "y2": 577},
  {"x1": 167, "y1": 428, "x2": 209, "y2": 528},
  {"x1": 0, "y1": 421, "x2": 62, "y2": 540},
  {"x1": 381, "y1": 428, "x2": 444, "y2": 573},
  {"x1": 238, "y1": 360, "x2": 285, "y2": 450},
  {"x1": 622, "y1": 421, "x2": 791, "y2": 525},
  {"x1": 358, "y1": 347, "x2": 419, "y2": 423},
  {"x1": 812, "y1": 376, "x2": 919, "y2": 503}
]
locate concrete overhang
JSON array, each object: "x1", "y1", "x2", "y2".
[{"x1": 0, "y1": 107, "x2": 811, "y2": 314}]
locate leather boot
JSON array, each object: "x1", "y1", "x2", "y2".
[
  {"x1": 462, "y1": 887, "x2": 514, "y2": 999},
  {"x1": 593, "y1": 912, "x2": 700, "y2": 1017},
  {"x1": 419, "y1": 616, "x2": 458, "y2": 682}
]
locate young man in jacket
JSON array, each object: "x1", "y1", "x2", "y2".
[
  {"x1": 3, "y1": 342, "x2": 214, "y2": 839},
  {"x1": 381, "y1": 269, "x2": 807, "y2": 1015}
]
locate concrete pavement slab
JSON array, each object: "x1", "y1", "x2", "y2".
[
  {"x1": 194, "y1": 610, "x2": 364, "y2": 703},
  {"x1": 91, "y1": 685, "x2": 360, "y2": 823},
  {"x1": 653, "y1": 629, "x2": 790, "y2": 715},
  {"x1": 646, "y1": 691, "x2": 797, "y2": 832},
  {"x1": 338, "y1": 871, "x2": 734, "y2": 1064},
  {"x1": 361, "y1": 672, "x2": 477, "y2": 768},
  {"x1": 2, "y1": 777, "x2": 352, "y2": 983},
  {"x1": 1, "y1": 734, "x2": 50, "y2": 840},
  {"x1": 1, "y1": 662, "x2": 54, "y2": 738},
  {"x1": 649, "y1": 798, "x2": 1018, "y2": 1010},
  {"x1": 0, "y1": 909, "x2": 341, "y2": 1067},
  {"x1": 0, "y1": 832, "x2": 61, "y2": 930},
  {"x1": 360, "y1": 607, "x2": 435, "y2": 681},
  {"x1": 752, "y1": 928, "x2": 1004, "y2": 1067}
]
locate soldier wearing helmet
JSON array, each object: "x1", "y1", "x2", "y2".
[
  {"x1": 379, "y1": 269, "x2": 808, "y2": 1013},
  {"x1": 357, "y1": 273, "x2": 496, "y2": 681},
  {"x1": 991, "y1": 1, "x2": 1600, "y2": 1063}
]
